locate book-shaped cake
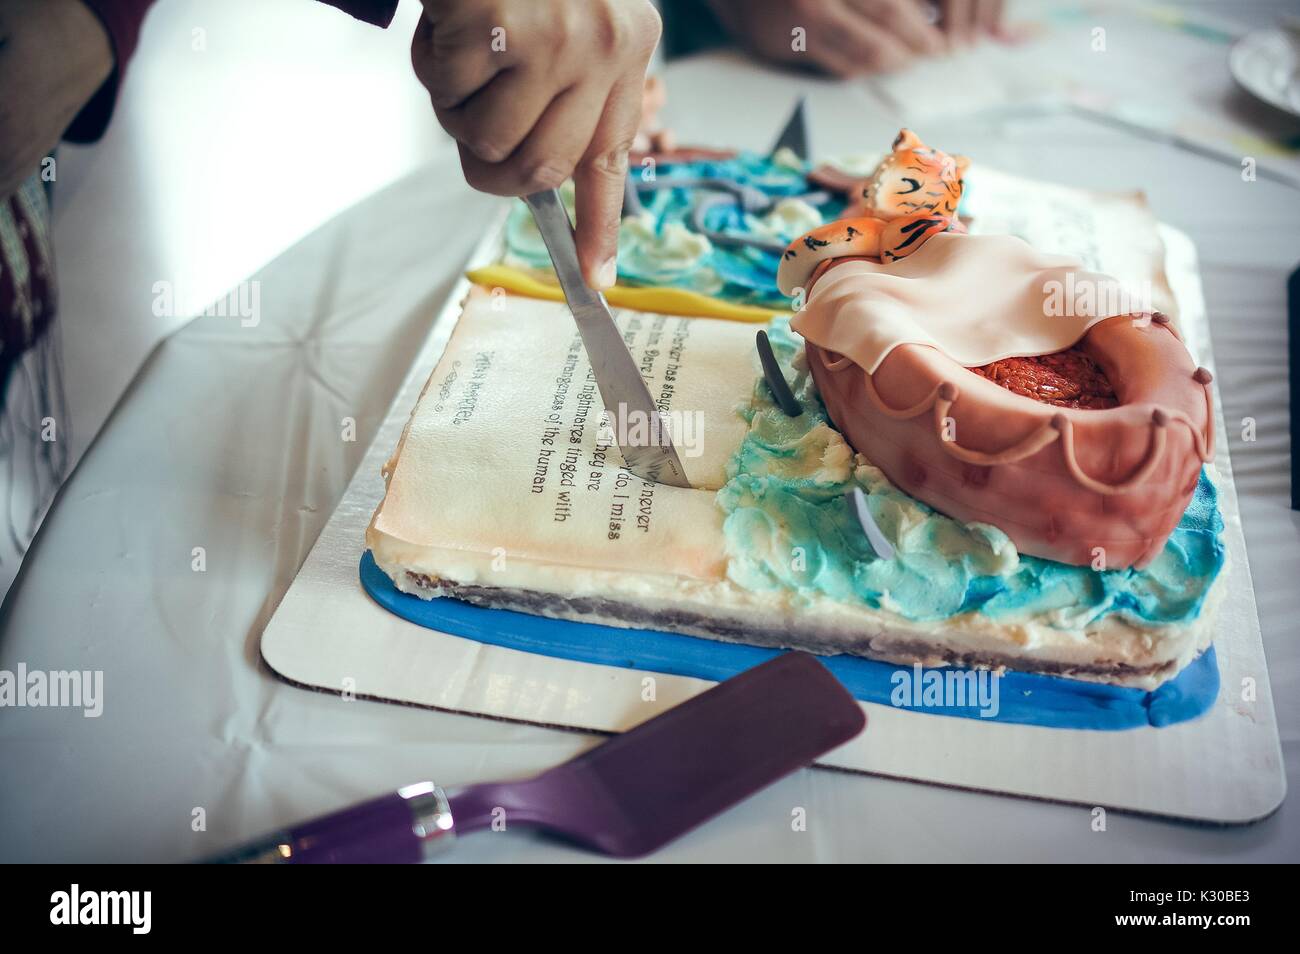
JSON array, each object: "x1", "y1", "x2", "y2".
[
  {"x1": 368, "y1": 307, "x2": 1224, "y2": 689},
  {"x1": 368, "y1": 130, "x2": 1225, "y2": 692}
]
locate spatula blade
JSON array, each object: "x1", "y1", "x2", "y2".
[{"x1": 452, "y1": 652, "x2": 865, "y2": 858}]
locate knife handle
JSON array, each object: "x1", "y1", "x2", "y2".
[{"x1": 205, "y1": 782, "x2": 455, "y2": 864}]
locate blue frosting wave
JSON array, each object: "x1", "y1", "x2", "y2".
[
  {"x1": 504, "y1": 152, "x2": 846, "y2": 308},
  {"x1": 716, "y1": 319, "x2": 1226, "y2": 629}
]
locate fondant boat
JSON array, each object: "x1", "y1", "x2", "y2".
[
  {"x1": 803, "y1": 307, "x2": 1213, "y2": 569},
  {"x1": 779, "y1": 132, "x2": 1215, "y2": 570}
]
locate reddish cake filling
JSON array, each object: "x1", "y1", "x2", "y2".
[{"x1": 968, "y1": 346, "x2": 1118, "y2": 410}]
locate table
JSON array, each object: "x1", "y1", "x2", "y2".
[{"x1": 1, "y1": 16, "x2": 1297, "y2": 863}]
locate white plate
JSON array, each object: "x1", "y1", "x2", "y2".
[{"x1": 1229, "y1": 28, "x2": 1300, "y2": 119}]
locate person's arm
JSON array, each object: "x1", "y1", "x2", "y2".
[{"x1": 0, "y1": 0, "x2": 115, "y2": 195}]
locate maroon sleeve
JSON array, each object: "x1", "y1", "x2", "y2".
[{"x1": 64, "y1": 0, "x2": 401, "y2": 144}]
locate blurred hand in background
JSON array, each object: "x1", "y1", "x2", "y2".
[{"x1": 705, "y1": 0, "x2": 1005, "y2": 77}]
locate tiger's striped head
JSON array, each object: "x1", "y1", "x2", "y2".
[{"x1": 861, "y1": 129, "x2": 969, "y2": 224}]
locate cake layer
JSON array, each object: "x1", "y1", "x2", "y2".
[
  {"x1": 368, "y1": 294, "x2": 1225, "y2": 690},
  {"x1": 397, "y1": 575, "x2": 1220, "y2": 687}
]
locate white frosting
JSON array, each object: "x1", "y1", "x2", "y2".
[
  {"x1": 791, "y1": 232, "x2": 1144, "y2": 373},
  {"x1": 754, "y1": 198, "x2": 824, "y2": 240}
]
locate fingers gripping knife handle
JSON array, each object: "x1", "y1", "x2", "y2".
[
  {"x1": 522, "y1": 189, "x2": 692, "y2": 489},
  {"x1": 209, "y1": 782, "x2": 454, "y2": 864}
]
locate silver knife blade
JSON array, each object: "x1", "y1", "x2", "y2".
[{"x1": 522, "y1": 189, "x2": 692, "y2": 489}]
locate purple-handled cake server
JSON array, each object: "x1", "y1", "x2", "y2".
[{"x1": 210, "y1": 652, "x2": 865, "y2": 862}]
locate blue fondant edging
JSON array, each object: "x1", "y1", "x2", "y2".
[{"x1": 359, "y1": 553, "x2": 1218, "y2": 731}]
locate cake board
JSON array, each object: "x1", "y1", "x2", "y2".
[{"x1": 260, "y1": 214, "x2": 1286, "y2": 825}]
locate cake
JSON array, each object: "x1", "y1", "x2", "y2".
[{"x1": 366, "y1": 130, "x2": 1225, "y2": 693}]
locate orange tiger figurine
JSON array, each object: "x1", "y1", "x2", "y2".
[{"x1": 776, "y1": 129, "x2": 969, "y2": 297}]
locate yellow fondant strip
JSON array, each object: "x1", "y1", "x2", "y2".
[{"x1": 466, "y1": 264, "x2": 786, "y2": 324}]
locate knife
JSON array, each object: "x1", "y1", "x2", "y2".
[
  {"x1": 207, "y1": 652, "x2": 865, "y2": 862},
  {"x1": 523, "y1": 189, "x2": 691, "y2": 488}
]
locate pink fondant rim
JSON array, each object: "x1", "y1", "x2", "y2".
[{"x1": 819, "y1": 316, "x2": 1214, "y2": 496}]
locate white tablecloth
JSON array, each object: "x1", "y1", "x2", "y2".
[{"x1": 2, "y1": 33, "x2": 1297, "y2": 862}]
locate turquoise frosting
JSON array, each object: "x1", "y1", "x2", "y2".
[
  {"x1": 717, "y1": 320, "x2": 1226, "y2": 629},
  {"x1": 502, "y1": 150, "x2": 977, "y2": 308},
  {"x1": 503, "y1": 152, "x2": 847, "y2": 308}
]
